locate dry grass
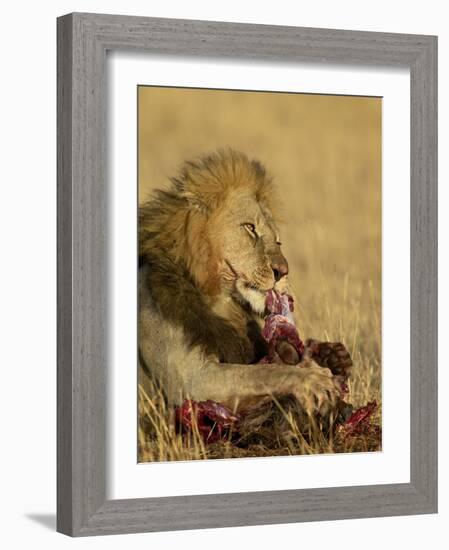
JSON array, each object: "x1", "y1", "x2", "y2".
[
  {"x1": 138, "y1": 87, "x2": 382, "y2": 461},
  {"x1": 138, "y1": 379, "x2": 381, "y2": 462}
]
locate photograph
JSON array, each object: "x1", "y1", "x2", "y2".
[{"x1": 137, "y1": 86, "x2": 382, "y2": 462}]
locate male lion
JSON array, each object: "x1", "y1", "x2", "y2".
[{"x1": 139, "y1": 150, "x2": 352, "y2": 419}]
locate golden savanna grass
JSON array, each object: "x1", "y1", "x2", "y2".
[{"x1": 138, "y1": 87, "x2": 381, "y2": 461}]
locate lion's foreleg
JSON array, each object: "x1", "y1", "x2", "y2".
[{"x1": 187, "y1": 359, "x2": 341, "y2": 417}]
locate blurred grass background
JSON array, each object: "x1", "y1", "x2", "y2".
[{"x1": 138, "y1": 86, "x2": 381, "y2": 460}]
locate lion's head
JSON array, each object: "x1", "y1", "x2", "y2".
[{"x1": 139, "y1": 149, "x2": 289, "y2": 316}]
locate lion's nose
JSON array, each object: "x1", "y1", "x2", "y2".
[{"x1": 271, "y1": 256, "x2": 289, "y2": 282}]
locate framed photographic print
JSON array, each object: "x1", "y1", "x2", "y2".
[{"x1": 57, "y1": 12, "x2": 438, "y2": 536}]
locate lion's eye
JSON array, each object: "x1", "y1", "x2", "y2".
[{"x1": 242, "y1": 223, "x2": 257, "y2": 237}]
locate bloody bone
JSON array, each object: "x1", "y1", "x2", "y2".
[{"x1": 260, "y1": 290, "x2": 305, "y2": 364}]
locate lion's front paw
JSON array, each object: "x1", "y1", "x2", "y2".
[
  {"x1": 289, "y1": 363, "x2": 341, "y2": 417},
  {"x1": 305, "y1": 339, "x2": 353, "y2": 380}
]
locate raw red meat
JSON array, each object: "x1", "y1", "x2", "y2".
[
  {"x1": 175, "y1": 399, "x2": 240, "y2": 443},
  {"x1": 337, "y1": 400, "x2": 379, "y2": 439}
]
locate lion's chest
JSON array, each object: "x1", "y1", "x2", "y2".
[
  {"x1": 245, "y1": 319, "x2": 269, "y2": 363},
  {"x1": 209, "y1": 298, "x2": 268, "y2": 364}
]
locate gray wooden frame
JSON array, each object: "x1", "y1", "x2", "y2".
[{"x1": 57, "y1": 12, "x2": 438, "y2": 537}]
